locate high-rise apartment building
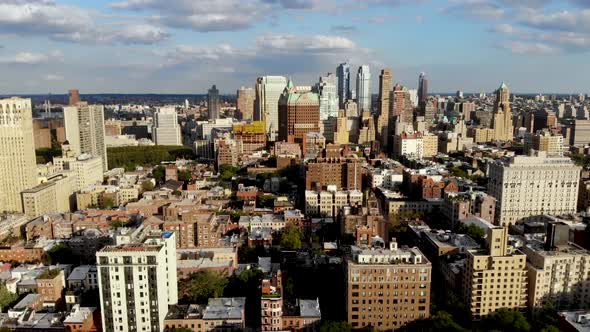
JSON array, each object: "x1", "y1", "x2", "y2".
[
  {"x1": 462, "y1": 222, "x2": 528, "y2": 319},
  {"x1": 278, "y1": 81, "x2": 320, "y2": 145},
  {"x1": 337, "y1": 62, "x2": 351, "y2": 109},
  {"x1": 236, "y1": 87, "x2": 255, "y2": 120},
  {"x1": 207, "y1": 85, "x2": 220, "y2": 120},
  {"x1": 53, "y1": 144, "x2": 103, "y2": 191},
  {"x1": 318, "y1": 73, "x2": 338, "y2": 120},
  {"x1": 377, "y1": 69, "x2": 393, "y2": 149},
  {"x1": 97, "y1": 231, "x2": 178, "y2": 332},
  {"x1": 255, "y1": 76, "x2": 288, "y2": 141},
  {"x1": 152, "y1": 107, "x2": 182, "y2": 146},
  {"x1": 63, "y1": 102, "x2": 108, "y2": 171},
  {"x1": 571, "y1": 119, "x2": 590, "y2": 147},
  {"x1": 0, "y1": 97, "x2": 37, "y2": 213},
  {"x1": 417, "y1": 72, "x2": 428, "y2": 105},
  {"x1": 356, "y1": 65, "x2": 371, "y2": 112},
  {"x1": 523, "y1": 223, "x2": 590, "y2": 310},
  {"x1": 523, "y1": 129, "x2": 564, "y2": 156},
  {"x1": 346, "y1": 242, "x2": 432, "y2": 330},
  {"x1": 305, "y1": 156, "x2": 362, "y2": 191},
  {"x1": 492, "y1": 82, "x2": 514, "y2": 142},
  {"x1": 392, "y1": 132, "x2": 424, "y2": 159},
  {"x1": 487, "y1": 152, "x2": 581, "y2": 225},
  {"x1": 68, "y1": 89, "x2": 80, "y2": 105},
  {"x1": 334, "y1": 110, "x2": 349, "y2": 145}
]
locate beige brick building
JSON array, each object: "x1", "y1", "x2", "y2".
[{"x1": 462, "y1": 223, "x2": 528, "y2": 319}]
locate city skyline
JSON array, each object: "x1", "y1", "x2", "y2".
[{"x1": 0, "y1": 0, "x2": 588, "y2": 94}]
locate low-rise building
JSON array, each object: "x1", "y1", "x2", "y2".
[{"x1": 164, "y1": 298, "x2": 246, "y2": 332}]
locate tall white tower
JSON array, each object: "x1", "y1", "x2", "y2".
[{"x1": 356, "y1": 65, "x2": 371, "y2": 113}]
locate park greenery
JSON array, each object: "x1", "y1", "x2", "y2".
[
  {"x1": 178, "y1": 271, "x2": 228, "y2": 304},
  {"x1": 107, "y1": 145, "x2": 195, "y2": 170}
]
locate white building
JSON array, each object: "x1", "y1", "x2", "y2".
[
  {"x1": 305, "y1": 189, "x2": 362, "y2": 217},
  {"x1": 255, "y1": 76, "x2": 288, "y2": 141},
  {"x1": 356, "y1": 65, "x2": 371, "y2": 112},
  {"x1": 0, "y1": 97, "x2": 37, "y2": 213},
  {"x1": 487, "y1": 151, "x2": 581, "y2": 225},
  {"x1": 97, "y1": 231, "x2": 178, "y2": 332},
  {"x1": 53, "y1": 152, "x2": 103, "y2": 191},
  {"x1": 63, "y1": 102, "x2": 108, "y2": 171},
  {"x1": 393, "y1": 133, "x2": 424, "y2": 159},
  {"x1": 318, "y1": 73, "x2": 338, "y2": 120},
  {"x1": 153, "y1": 107, "x2": 182, "y2": 146}
]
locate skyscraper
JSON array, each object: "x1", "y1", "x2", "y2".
[
  {"x1": 63, "y1": 102, "x2": 108, "y2": 171},
  {"x1": 152, "y1": 107, "x2": 182, "y2": 146},
  {"x1": 237, "y1": 87, "x2": 255, "y2": 120},
  {"x1": 418, "y1": 72, "x2": 428, "y2": 104},
  {"x1": 337, "y1": 62, "x2": 351, "y2": 109},
  {"x1": 278, "y1": 80, "x2": 320, "y2": 145},
  {"x1": 356, "y1": 65, "x2": 371, "y2": 112},
  {"x1": 318, "y1": 73, "x2": 338, "y2": 120},
  {"x1": 68, "y1": 89, "x2": 80, "y2": 106},
  {"x1": 97, "y1": 231, "x2": 178, "y2": 332},
  {"x1": 255, "y1": 76, "x2": 288, "y2": 141},
  {"x1": 207, "y1": 85, "x2": 220, "y2": 120},
  {"x1": 492, "y1": 82, "x2": 514, "y2": 142},
  {"x1": 0, "y1": 97, "x2": 37, "y2": 213},
  {"x1": 377, "y1": 68, "x2": 393, "y2": 149}
]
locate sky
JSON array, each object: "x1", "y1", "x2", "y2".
[{"x1": 0, "y1": 0, "x2": 588, "y2": 95}]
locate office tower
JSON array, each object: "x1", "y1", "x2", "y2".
[
  {"x1": 492, "y1": 82, "x2": 514, "y2": 142},
  {"x1": 207, "y1": 85, "x2": 220, "y2": 120},
  {"x1": 237, "y1": 87, "x2": 255, "y2": 120},
  {"x1": 392, "y1": 84, "x2": 413, "y2": 126},
  {"x1": 63, "y1": 102, "x2": 108, "y2": 171},
  {"x1": 356, "y1": 65, "x2": 371, "y2": 112},
  {"x1": 255, "y1": 76, "x2": 288, "y2": 141},
  {"x1": 318, "y1": 73, "x2": 338, "y2": 120},
  {"x1": 97, "y1": 231, "x2": 178, "y2": 332},
  {"x1": 68, "y1": 89, "x2": 80, "y2": 105},
  {"x1": 523, "y1": 222, "x2": 590, "y2": 310},
  {"x1": 417, "y1": 72, "x2": 428, "y2": 104},
  {"x1": 337, "y1": 62, "x2": 351, "y2": 109},
  {"x1": 523, "y1": 129, "x2": 564, "y2": 156},
  {"x1": 334, "y1": 111, "x2": 349, "y2": 145},
  {"x1": 377, "y1": 68, "x2": 393, "y2": 149},
  {"x1": 152, "y1": 107, "x2": 182, "y2": 146},
  {"x1": 278, "y1": 80, "x2": 320, "y2": 145},
  {"x1": 0, "y1": 97, "x2": 37, "y2": 213},
  {"x1": 346, "y1": 242, "x2": 431, "y2": 329},
  {"x1": 487, "y1": 152, "x2": 580, "y2": 226},
  {"x1": 462, "y1": 223, "x2": 527, "y2": 319}
]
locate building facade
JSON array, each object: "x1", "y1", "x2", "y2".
[
  {"x1": 207, "y1": 85, "x2": 220, "y2": 120},
  {"x1": 97, "y1": 231, "x2": 178, "y2": 332},
  {"x1": 356, "y1": 65, "x2": 371, "y2": 113},
  {"x1": 153, "y1": 107, "x2": 182, "y2": 146},
  {"x1": 255, "y1": 76, "x2": 288, "y2": 141},
  {"x1": 0, "y1": 97, "x2": 37, "y2": 213},
  {"x1": 488, "y1": 152, "x2": 581, "y2": 225},
  {"x1": 237, "y1": 87, "x2": 255, "y2": 121},
  {"x1": 346, "y1": 243, "x2": 432, "y2": 330},
  {"x1": 63, "y1": 102, "x2": 108, "y2": 171}
]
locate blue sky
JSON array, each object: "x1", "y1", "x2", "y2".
[{"x1": 0, "y1": 0, "x2": 588, "y2": 94}]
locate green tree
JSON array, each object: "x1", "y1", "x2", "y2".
[
  {"x1": 457, "y1": 223, "x2": 486, "y2": 244},
  {"x1": 431, "y1": 311, "x2": 466, "y2": 331},
  {"x1": 152, "y1": 166, "x2": 165, "y2": 183},
  {"x1": 280, "y1": 224, "x2": 303, "y2": 250},
  {"x1": 219, "y1": 165, "x2": 239, "y2": 181},
  {"x1": 319, "y1": 321, "x2": 352, "y2": 332},
  {"x1": 141, "y1": 180, "x2": 155, "y2": 191},
  {"x1": 481, "y1": 309, "x2": 530, "y2": 332},
  {"x1": 0, "y1": 286, "x2": 17, "y2": 311},
  {"x1": 101, "y1": 197, "x2": 115, "y2": 209},
  {"x1": 178, "y1": 271, "x2": 228, "y2": 304},
  {"x1": 177, "y1": 170, "x2": 192, "y2": 182},
  {"x1": 45, "y1": 243, "x2": 79, "y2": 265}
]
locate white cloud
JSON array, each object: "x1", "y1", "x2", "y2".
[
  {"x1": 44, "y1": 74, "x2": 64, "y2": 81},
  {"x1": 0, "y1": 50, "x2": 61, "y2": 64},
  {"x1": 0, "y1": 0, "x2": 169, "y2": 44},
  {"x1": 496, "y1": 41, "x2": 558, "y2": 55},
  {"x1": 256, "y1": 34, "x2": 357, "y2": 53},
  {"x1": 442, "y1": 0, "x2": 505, "y2": 20}
]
